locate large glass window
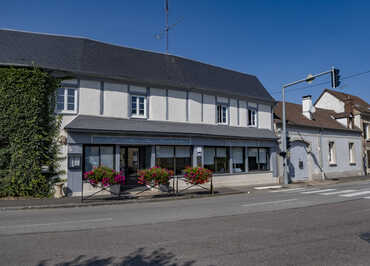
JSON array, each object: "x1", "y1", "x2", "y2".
[
  {"x1": 248, "y1": 148, "x2": 270, "y2": 171},
  {"x1": 204, "y1": 147, "x2": 216, "y2": 171},
  {"x1": 175, "y1": 146, "x2": 192, "y2": 175},
  {"x1": 56, "y1": 87, "x2": 77, "y2": 113},
  {"x1": 156, "y1": 146, "x2": 174, "y2": 171},
  {"x1": 155, "y1": 146, "x2": 192, "y2": 175},
  {"x1": 217, "y1": 104, "x2": 228, "y2": 124},
  {"x1": 204, "y1": 147, "x2": 229, "y2": 173},
  {"x1": 232, "y1": 147, "x2": 245, "y2": 173},
  {"x1": 131, "y1": 95, "x2": 146, "y2": 118},
  {"x1": 84, "y1": 145, "x2": 114, "y2": 172}
]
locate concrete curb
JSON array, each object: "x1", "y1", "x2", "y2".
[{"x1": 0, "y1": 190, "x2": 245, "y2": 212}]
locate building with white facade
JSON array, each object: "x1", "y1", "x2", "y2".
[
  {"x1": 0, "y1": 29, "x2": 279, "y2": 195},
  {"x1": 315, "y1": 89, "x2": 370, "y2": 174},
  {"x1": 274, "y1": 96, "x2": 364, "y2": 182}
]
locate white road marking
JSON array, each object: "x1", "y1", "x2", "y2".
[
  {"x1": 241, "y1": 199, "x2": 297, "y2": 207},
  {"x1": 270, "y1": 188, "x2": 306, "y2": 193},
  {"x1": 254, "y1": 185, "x2": 283, "y2": 190},
  {"x1": 0, "y1": 218, "x2": 113, "y2": 229},
  {"x1": 341, "y1": 191, "x2": 370, "y2": 197},
  {"x1": 301, "y1": 189, "x2": 336, "y2": 194},
  {"x1": 320, "y1": 189, "x2": 357, "y2": 195}
]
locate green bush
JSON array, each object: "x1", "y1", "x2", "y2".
[{"x1": 0, "y1": 67, "x2": 62, "y2": 197}]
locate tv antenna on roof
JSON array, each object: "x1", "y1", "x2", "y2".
[{"x1": 154, "y1": 0, "x2": 184, "y2": 54}]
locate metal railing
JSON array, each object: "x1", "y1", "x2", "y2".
[{"x1": 81, "y1": 175, "x2": 214, "y2": 202}]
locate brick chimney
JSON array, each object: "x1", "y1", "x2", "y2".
[{"x1": 302, "y1": 95, "x2": 315, "y2": 120}]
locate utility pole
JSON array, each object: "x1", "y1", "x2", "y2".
[{"x1": 281, "y1": 67, "x2": 340, "y2": 185}]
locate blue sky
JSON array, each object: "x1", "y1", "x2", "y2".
[{"x1": 2, "y1": 0, "x2": 370, "y2": 104}]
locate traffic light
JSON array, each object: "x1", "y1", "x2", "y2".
[
  {"x1": 286, "y1": 136, "x2": 291, "y2": 149},
  {"x1": 331, "y1": 68, "x2": 341, "y2": 88}
]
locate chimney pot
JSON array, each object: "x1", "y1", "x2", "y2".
[{"x1": 302, "y1": 95, "x2": 315, "y2": 120}]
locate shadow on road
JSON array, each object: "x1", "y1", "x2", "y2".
[{"x1": 36, "y1": 248, "x2": 197, "y2": 266}]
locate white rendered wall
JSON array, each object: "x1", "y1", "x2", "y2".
[
  {"x1": 104, "y1": 82, "x2": 128, "y2": 118},
  {"x1": 168, "y1": 89, "x2": 187, "y2": 122},
  {"x1": 336, "y1": 118, "x2": 347, "y2": 127},
  {"x1": 203, "y1": 94, "x2": 216, "y2": 124},
  {"x1": 258, "y1": 104, "x2": 272, "y2": 129},
  {"x1": 229, "y1": 98, "x2": 238, "y2": 126},
  {"x1": 189, "y1": 92, "x2": 202, "y2": 123},
  {"x1": 354, "y1": 114, "x2": 361, "y2": 128},
  {"x1": 239, "y1": 100, "x2": 247, "y2": 127},
  {"x1": 149, "y1": 88, "x2": 166, "y2": 121},
  {"x1": 79, "y1": 80, "x2": 101, "y2": 115},
  {"x1": 315, "y1": 92, "x2": 345, "y2": 113}
]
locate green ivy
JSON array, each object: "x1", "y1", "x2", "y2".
[{"x1": 0, "y1": 67, "x2": 62, "y2": 197}]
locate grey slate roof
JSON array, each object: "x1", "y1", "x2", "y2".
[
  {"x1": 65, "y1": 115, "x2": 277, "y2": 140},
  {"x1": 0, "y1": 29, "x2": 274, "y2": 103}
]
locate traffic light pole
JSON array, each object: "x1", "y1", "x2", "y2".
[{"x1": 281, "y1": 68, "x2": 334, "y2": 185}]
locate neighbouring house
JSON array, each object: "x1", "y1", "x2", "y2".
[
  {"x1": 0, "y1": 29, "x2": 279, "y2": 196},
  {"x1": 315, "y1": 89, "x2": 370, "y2": 174},
  {"x1": 274, "y1": 96, "x2": 364, "y2": 182}
]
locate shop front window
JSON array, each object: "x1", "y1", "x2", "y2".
[
  {"x1": 175, "y1": 146, "x2": 192, "y2": 175},
  {"x1": 204, "y1": 147, "x2": 229, "y2": 173},
  {"x1": 155, "y1": 146, "x2": 192, "y2": 174},
  {"x1": 84, "y1": 145, "x2": 114, "y2": 172},
  {"x1": 232, "y1": 147, "x2": 245, "y2": 173},
  {"x1": 155, "y1": 146, "x2": 175, "y2": 172},
  {"x1": 248, "y1": 148, "x2": 270, "y2": 171}
]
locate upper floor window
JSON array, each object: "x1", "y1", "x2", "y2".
[
  {"x1": 56, "y1": 87, "x2": 77, "y2": 113},
  {"x1": 248, "y1": 109, "x2": 257, "y2": 127},
  {"x1": 217, "y1": 104, "x2": 228, "y2": 124},
  {"x1": 328, "y1": 141, "x2": 336, "y2": 165},
  {"x1": 131, "y1": 95, "x2": 146, "y2": 118}
]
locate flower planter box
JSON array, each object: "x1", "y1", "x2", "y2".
[{"x1": 82, "y1": 183, "x2": 121, "y2": 197}]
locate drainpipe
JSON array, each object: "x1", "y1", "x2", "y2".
[{"x1": 319, "y1": 128, "x2": 325, "y2": 180}]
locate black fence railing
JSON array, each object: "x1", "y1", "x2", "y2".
[{"x1": 81, "y1": 175, "x2": 214, "y2": 202}]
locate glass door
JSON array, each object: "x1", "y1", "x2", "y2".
[{"x1": 120, "y1": 146, "x2": 142, "y2": 187}]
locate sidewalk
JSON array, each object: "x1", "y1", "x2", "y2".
[
  {"x1": 0, "y1": 186, "x2": 248, "y2": 211},
  {"x1": 0, "y1": 175, "x2": 368, "y2": 211}
]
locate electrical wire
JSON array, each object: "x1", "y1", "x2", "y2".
[{"x1": 270, "y1": 69, "x2": 370, "y2": 95}]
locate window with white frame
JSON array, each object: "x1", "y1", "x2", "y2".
[
  {"x1": 56, "y1": 87, "x2": 77, "y2": 113},
  {"x1": 217, "y1": 104, "x2": 228, "y2": 124},
  {"x1": 328, "y1": 141, "x2": 336, "y2": 165},
  {"x1": 131, "y1": 95, "x2": 146, "y2": 118},
  {"x1": 248, "y1": 108, "x2": 257, "y2": 127},
  {"x1": 365, "y1": 124, "x2": 370, "y2": 140},
  {"x1": 349, "y1": 143, "x2": 356, "y2": 164}
]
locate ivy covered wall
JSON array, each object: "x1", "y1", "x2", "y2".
[{"x1": 0, "y1": 67, "x2": 61, "y2": 197}]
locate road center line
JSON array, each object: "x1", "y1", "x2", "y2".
[
  {"x1": 0, "y1": 217, "x2": 113, "y2": 229},
  {"x1": 241, "y1": 199, "x2": 297, "y2": 207}
]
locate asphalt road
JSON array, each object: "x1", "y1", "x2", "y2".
[{"x1": 1, "y1": 180, "x2": 370, "y2": 266}]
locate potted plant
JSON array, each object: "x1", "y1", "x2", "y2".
[
  {"x1": 183, "y1": 167, "x2": 213, "y2": 185},
  {"x1": 138, "y1": 167, "x2": 174, "y2": 192},
  {"x1": 83, "y1": 166, "x2": 125, "y2": 194}
]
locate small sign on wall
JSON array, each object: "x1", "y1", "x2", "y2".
[{"x1": 68, "y1": 154, "x2": 82, "y2": 169}]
